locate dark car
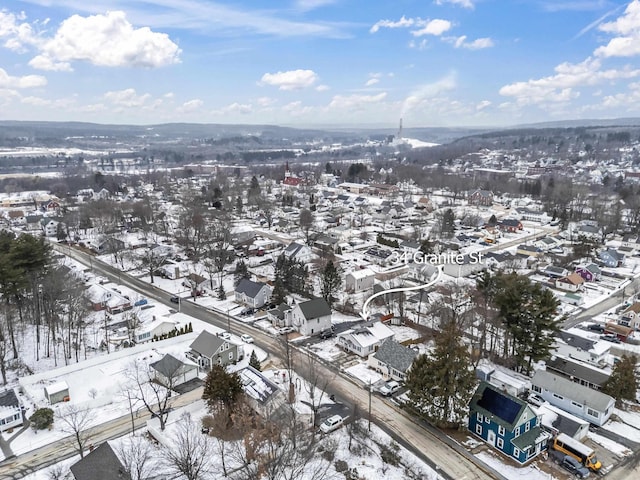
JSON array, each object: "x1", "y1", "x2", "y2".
[
  {"x1": 320, "y1": 329, "x2": 334, "y2": 339},
  {"x1": 587, "y1": 323, "x2": 605, "y2": 333},
  {"x1": 601, "y1": 334, "x2": 621, "y2": 343},
  {"x1": 561, "y1": 455, "x2": 590, "y2": 478},
  {"x1": 169, "y1": 296, "x2": 180, "y2": 304}
]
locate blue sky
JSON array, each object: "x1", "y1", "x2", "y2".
[{"x1": 1, "y1": 0, "x2": 640, "y2": 127}]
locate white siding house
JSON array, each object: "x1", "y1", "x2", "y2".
[
  {"x1": 345, "y1": 268, "x2": 375, "y2": 294},
  {"x1": 338, "y1": 322, "x2": 395, "y2": 358},
  {"x1": 291, "y1": 298, "x2": 332, "y2": 336},
  {"x1": 531, "y1": 370, "x2": 615, "y2": 427}
]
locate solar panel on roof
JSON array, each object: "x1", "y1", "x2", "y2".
[{"x1": 478, "y1": 386, "x2": 522, "y2": 425}]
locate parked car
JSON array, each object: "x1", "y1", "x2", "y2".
[
  {"x1": 134, "y1": 298, "x2": 148, "y2": 306},
  {"x1": 379, "y1": 381, "x2": 401, "y2": 396},
  {"x1": 240, "y1": 334, "x2": 254, "y2": 344},
  {"x1": 587, "y1": 323, "x2": 605, "y2": 333},
  {"x1": 278, "y1": 326, "x2": 294, "y2": 336},
  {"x1": 219, "y1": 332, "x2": 231, "y2": 340},
  {"x1": 601, "y1": 334, "x2": 621, "y2": 343},
  {"x1": 561, "y1": 455, "x2": 590, "y2": 478},
  {"x1": 320, "y1": 329, "x2": 334, "y2": 339},
  {"x1": 320, "y1": 415, "x2": 345, "y2": 434},
  {"x1": 169, "y1": 296, "x2": 180, "y2": 304},
  {"x1": 527, "y1": 393, "x2": 545, "y2": 407}
]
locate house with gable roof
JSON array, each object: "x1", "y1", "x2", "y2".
[
  {"x1": 70, "y1": 442, "x2": 129, "y2": 480},
  {"x1": 150, "y1": 353, "x2": 199, "y2": 387},
  {"x1": 283, "y1": 241, "x2": 314, "y2": 263},
  {"x1": 290, "y1": 297, "x2": 332, "y2": 336},
  {"x1": 187, "y1": 330, "x2": 242, "y2": 370},
  {"x1": 575, "y1": 263, "x2": 602, "y2": 282},
  {"x1": 468, "y1": 189, "x2": 494, "y2": 207},
  {"x1": 368, "y1": 338, "x2": 417, "y2": 382},
  {"x1": 531, "y1": 370, "x2": 615, "y2": 426},
  {"x1": 619, "y1": 302, "x2": 640, "y2": 330},
  {"x1": 468, "y1": 381, "x2": 549, "y2": 464},
  {"x1": 235, "y1": 278, "x2": 272, "y2": 309},
  {"x1": 338, "y1": 322, "x2": 395, "y2": 357},
  {"x1": 0, "y1": 388, "x2": 24, "y2": 432}
]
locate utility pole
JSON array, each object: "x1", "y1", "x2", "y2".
[
  {"x1": 368, "y1": 378, "x2": 372, "y2": 432},
  {"x1": 227, "y1": 307, "x2": 231, "y2": 333}
]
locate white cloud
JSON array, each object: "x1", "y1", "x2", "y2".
[
  {"x1": 435, "y1": 0, "x2": 475, "y2": 8},
  {"x1": 365, "y1": 78, "x2": 380, "y2": 87},
  {"x1": 600, "y1": 81, "x2": 640, "y2": 108},
  {"x1": 411, "y1": 19, "x2": 452, "y2": 37},
  {"x1": 34, "y1": 11, "x2": 181, "y2": 69},
  {"x1": 256, "y1": 96, "x2": 276, "y2": 107},
  {"x1": 448, "y1": 35, "x2": 494, "y2": 49},
  {"x1": 371, "y1": 16, "x2": 452, "y2": 37},
  {"x1": 28, "y1": 55, "x2": 72, "y2": 72},
  {"x1": 0, "y1": 68, "x2": 47, "y2": 88},
  {"x1": 260, "y1": 69, "x2": 318, "y2": 90},
  {"x1": 476, "y1": 100, "x2": 492, "y2": 111},
  {"x1": 104, "y1": 88, "x2": 152, "y2": 108},
  {"x1": 370, "y1": 16, "x2": 415, "y2": 34},
  {"x1": 178, "y1": 99, "x2": 204, "y2": 113},
  {"x1": 328, "y1": 92, "x2": 387, "y2": 110},
  {"x1": 0, "y1": 10, "x2": 37, "y2": 52},
  {"x1": 499, "y1": 57, "x2": 640, "y2": 105},
  {"x1": 316, "y1": 84, "x2": 330, "y2": 91},
  {"x1": 595, "y1": 1, "x2": 640, "y2": 57}
]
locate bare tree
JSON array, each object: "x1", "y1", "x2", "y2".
[
  {"x1": 300, "y1": 351, "x2": 333, "y2": 428},
  {"x1": 163, "y1": 413, "x2": 215, "y2": 480},
  {"x1": 299, "y1": 209, "x2": 314, "y2": 244},
  {"x1": 114, "y1": 436, "x2": 156, "y2": 480},
  {"x1": 137, "y1": 236, "x2": 169, "y2": 285},
  {"x1": 56, "y1": 404, "x2": 94, "y2": 458},
  {"x1": 125, "y1": 358, "x2": 180, "y2": 431}
]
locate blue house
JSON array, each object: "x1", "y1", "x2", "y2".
[{"x1": 468, "y1": 382, "x2": 550, "y2": 464}]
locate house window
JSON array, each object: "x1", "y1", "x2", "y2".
[
  {"x1": 497, "y1": 438, "x2": 504, "y2": 449},
  {"x1": 484, "y1": 415, "x2": 490, "y2": 424},
  {"x1": 229, "y1": 352, "x2": 233, "y2": 360},
  {"x1": 477, "y1": 413, "x2": 483, "y2": 423},
  {"x1": 513, "y1": 447, "x2": 521, "y2": 458},
  {"x1": 552, "y1": 393, "x2": 564, "y2": 400},
  {"x1": 498, "y1": 425, "x2": 505, "y2": 436},
  {"x1": 532, "y1": 385, "x2": 541, "y2": 393},
  {"x1": 571, "y1": 401, "x2": 583, "y2": 408},
  {"x1": 514, "y1": 427, "x2": 520, "y2": 438},
  {"x1": 587, "y1": 408, "x2": 599, "y2": 418},
  {"x1": 524, "y1": 422, "x2": 530, "y2": 433},
  {"x1": 475, "y1": 424, "x2": 482, "y2": 435}
]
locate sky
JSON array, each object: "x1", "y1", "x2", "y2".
[{"x1": 1, "y1": 1, "x2": 640, "y2": 128}]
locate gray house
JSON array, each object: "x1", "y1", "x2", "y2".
[
  {"x1": 235, "y1": 279, "x2": 272, "y2": 309},
  {"x1": 150, "y1": 353, "x2": 199, "y2": 387},
  {"x1": 187, "y1": 330, "x2": 242, "y2": 369},
  {"x1": 368, "y1": 339, "x2": 418, "y2": 382},
  {"x1": 70, "y1": 442, "x2": 129, "y2": 480},
  {"x1": 531, "y1": 370, "x2": 615, "y2": 427}
]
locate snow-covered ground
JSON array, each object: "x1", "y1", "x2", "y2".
[{"x1": 475, "y1": 450, "x2": 556, "y2": 480}]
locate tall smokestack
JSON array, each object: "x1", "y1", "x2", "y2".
[{"x1": 397, "y1": 118, "x2": 403, "y2": 140}]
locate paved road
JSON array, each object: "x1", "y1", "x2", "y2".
[
  {"x1": 41, "y1": 245, "x2": 501, "y2": 480},
  {"x1": 0, "y1": 386, "x2": 203, "y2": 479}
]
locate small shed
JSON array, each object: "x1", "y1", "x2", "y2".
[{"x1": 44, "y1": 381, "x2": 69, "y2": 404}]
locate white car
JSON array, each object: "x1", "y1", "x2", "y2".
[
  {"x1": 379, "y1": 381, "x2": 401, "y2": 396},
  {"x1": 240, "y1": 334, "x2": 254, "y2": 344},
  {"x1": 219, "y1": 332, "x2": 231, "y2": 340},
  {"x1": 320, "y1": 415, "x2": 344, "y2": 434}
]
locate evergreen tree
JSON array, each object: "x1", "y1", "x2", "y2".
[
  {"x1": 249, "y1": 350, "x2": 262, "y2": 371},
  {"x1": 602, "y1": 355, "x2": 638, "y2": 404},
  {"x1": 320, "y1": 261, "x2": 342, "y2": 307},
  {"x1": 217, "y1": 284, "x2": 226, "y2": 300},
  {"x1": 202, "y1": 365, "x2": 244, "y2": 419},
  {"x1": 248, "y1": 176, "x2": 261, "y2": 199},
  {"x1": 405, "y1": 318, "x2": 476, "y2": 428},
  {"x1": 234, "y1": 259, "x2": 250, "y2": 286},
  {"x1": 493, "y1": 273, "x2": 561, "y2": 374},
  {"x1": 272, "y1": 275, "x2": 286, "y2": 305}
]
